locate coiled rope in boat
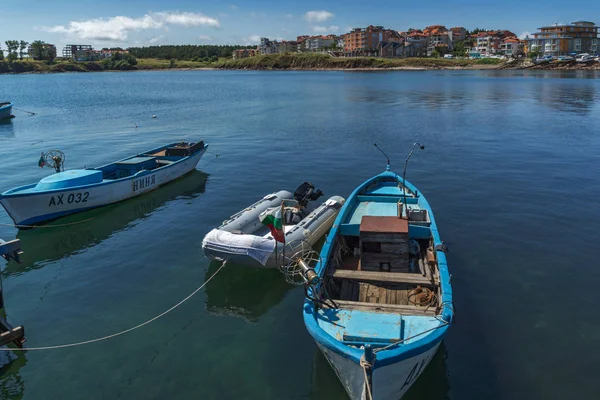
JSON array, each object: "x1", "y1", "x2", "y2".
[{"x1": 1, "y1": 261, "x2": 227, "y2": 351}]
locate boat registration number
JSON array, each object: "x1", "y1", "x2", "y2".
[
  {"x1": 132, "y1": 175, "x2": 156, "y2": 192},
  {"x1": 48, "y1": 192, "x2": 89, "y2": 207}
]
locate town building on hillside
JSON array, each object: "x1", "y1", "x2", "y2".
[
  {"x1": 232, "y1": 48, "x2": 259, "y2": 59},
  {"x1": 259, "y1": 37, "x2": 277, "y2": 55},
  {"x1": 378, "y1": 41, "x2": 405, "y2": 58},
  {"x1": 524, "y1": 21, "x2": 598, "y2": 56},
  {"x1": 307, "y1": 36, "x2": 336, "y2": 51},
  {"x1": 96, "y1": 48, "x2": 129, "y2": 59},
  {"x1": 449, "y1": 27, "x2": 467, "y2": 44},
  {"x1": 27, "y1": 43, "x2": 57, "y2": 60},
  {"x1": 62, "y1": 45, "x2": 97, "y2": 61},
  {"x1": 278, "y1": 41, "x2": 298, "y2": 53},
  {"x1": 403, "y1": 31, "x2": 428, "y2": 57},
  {"x1": 500, "y1": 38, "x2": 524, "y2": 57},
  {"x1": 471, "y1": 30, "x2": 517, "y2": 56},
  {"x1": 423, "y1": 25, "x2": 451, "y2": 56},
  {"x1": 342, "y1": 25, "x2": 402, "y2": 57}
]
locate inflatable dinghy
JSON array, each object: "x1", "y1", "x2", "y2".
[{"x1": 202, "y1": 183, "x2": 344, "y2": 268}]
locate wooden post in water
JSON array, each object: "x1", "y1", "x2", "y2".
[{"x1": 0, "y1": 238, "x2": 26, "y2": 348}]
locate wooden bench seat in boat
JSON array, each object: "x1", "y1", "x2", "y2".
[
  {"x1": 328, "y1": 299, "x2": 437, "y2": 316},
  {"x1": 328, "y1": 269, "x2": 438, "y2": 286}
]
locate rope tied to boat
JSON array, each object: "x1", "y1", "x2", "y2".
[
  {"x1": 360, "y1": 355, "x2": 374, "y2": 400},
  {"x1": 0, "y1": 261, "x2": 227, "y2": 351},
  {"x1": 0, "y1": 217, "x2": 94, "y2": 229}
]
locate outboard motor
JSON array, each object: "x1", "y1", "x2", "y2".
[{"x1": 293, "y1": 182, "x2": 323, "y2": 207}]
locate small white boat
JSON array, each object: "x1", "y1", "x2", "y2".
[
  {"x1": 202, "y1": 183, "x2": 345, "y2": 268},
  {"x1": 0, "y1": 141, "x2": 207, "y2": 226},
  {"x1": 0, "y1": 102, "x2": 13, "y2": 120}
]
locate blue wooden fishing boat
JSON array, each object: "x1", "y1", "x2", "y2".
[
  {"x1": 302, "y1": 144, "x2": 453, "y2": 399},
  {"x1": 0, "y1": 140, "x2": 207, "y2": 226},
  {"x1": 0, "y1": 102, "x2": 13, "y2": 120}
]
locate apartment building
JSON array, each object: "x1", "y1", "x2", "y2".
[
  {"x1": 525, "y1": 21, "x2": 598, "y2": 55},
  {"x1": 342, "y1": 26, "x2": 402, "y2": 56},
  {"x1": 499, "y1": 38, "x2": 524, "y2": 57},
  {"x1": 423, "y1": 25, "x2": 451, "y2": 55}
]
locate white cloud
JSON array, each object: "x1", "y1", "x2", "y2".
[
  {"x1": 304, "y1": 10, "x2": 334, "y2": 23},
  {"x1": 42, "y1": 11, "x2": 220, "y2": 41},
  {"x1": 243, "y1": 35, "x2": 261, "y2": 45},
  {"x1": 285, "y1": 14, "x2": 294, "y2": 19},
  {"x1": 198, "y1": 35, "x2": 213, "y2": 41},
  {"x1": 148, "y1": 35, "x2": 165, "y2": 44},
  {"x1": 312, "y1": 25, "x2": 339, "y2": 33},
  {"x1": 154, "y1": 12, "x2": 219, "y2": 28},
  {"x1": 519, "y1": 31, "x2": 531, "y2": 39},
  {"x1": 229, "y1": 4, "x2": 238, "y2": 10}
]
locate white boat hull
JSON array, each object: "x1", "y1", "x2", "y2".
[
  {"x1": 202, "y1": 195, "x2": 345, "y2": 268},
  {"x1": 317, "y1": 341, "x2": 440, "y2": 400},
  {"x1": 0, "y1": 148, "x2": 206, "y2": 226}
]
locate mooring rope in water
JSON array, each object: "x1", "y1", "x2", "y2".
[
  {"x1": 1, "y1": 261, "x2": 227, "y2": 351},
  {"x1": 13, "y1": 108, "x2": 36, "y2": 116},
  {"x1": 0, "y1": 217, "x2": 94, "y2": 229}
]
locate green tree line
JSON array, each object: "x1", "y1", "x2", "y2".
[
  {"x1": 127, "y1": 45, "x2": 247, "y2": 60},
  {"x1": 2, "y1": 40, "x2": 29, "y2": 62}
]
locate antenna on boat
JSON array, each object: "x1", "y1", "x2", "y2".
[
  {"x1": 373, "y1": 143, "x2": 390, "y2": 167},
  {"x1": 402, "y1": 143, "x2": 424, "y2": 219}
]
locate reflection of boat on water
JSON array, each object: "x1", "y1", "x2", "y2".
[
  {"x1": 309, "y1": 342, "x2": 450, "y2": 400},
  {"x1": 0, "y1": 117, "x2": 14, "y2": 139},
  {"x1": 203, "y1": 260, "x2": 292, "y2": 321},
  {"x1": 3, "y1": 170, "x2": 208, "y2": 277}
]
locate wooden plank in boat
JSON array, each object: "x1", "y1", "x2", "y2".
[
  {"x1": 378, "y1": 287, "x2": 387, "y2": 304},
  {"x1": 397, "y1": 288, "x2": 409, "y2": 305},
  {"x1": 329, "y1": 269, "x2": 438, "y2": 286},
  {"x1": 332, "y1": 300, "x2": 437, "y2": 316},
  {"x1": 359, "y1": 283, "x2": 368, "y2": 302}
]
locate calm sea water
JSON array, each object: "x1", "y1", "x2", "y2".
[{"x1": 0, "y1": 70, "x2": 599, "y2": 400}]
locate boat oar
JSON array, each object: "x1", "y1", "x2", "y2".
[{"x1": 13, "y1": 108, "x2": 36, "y2": 116}]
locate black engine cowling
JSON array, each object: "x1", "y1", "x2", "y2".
[{"x1": 293, "y1": 182, "x2": 323, "y2": 207}]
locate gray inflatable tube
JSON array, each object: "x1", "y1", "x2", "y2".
[{"x1": 202, "y1": 191, "x2": 345, "y2": 268}]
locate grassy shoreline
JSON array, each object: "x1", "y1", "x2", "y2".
[{"x1": 1, "y1": 54, "x2": 598, "y2": 74}]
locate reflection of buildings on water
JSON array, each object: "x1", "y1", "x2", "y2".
[
  {"x1": 309, "y1": 342, "x2": 450, "y2": 400},
  {"x1": 534, "y1": 77, "x2": 597, "y2": 115},
  {"x1": 203, "y1": 260, "x2": 293, "y2": 322},
  {"x1": 4, "y1": 170, "x2": 208, "y2": 276}
]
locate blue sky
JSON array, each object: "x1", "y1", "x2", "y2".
[{"x1": 2, "y1": 0, "x2": 598, "y2": 50}]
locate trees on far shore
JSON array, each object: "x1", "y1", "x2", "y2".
[
  {"x1": 128, "y1": 45, "x2": 246, "y2": 60},
  {"x1": 4, "y1": 41, "x2": 19, "y2": 62}
]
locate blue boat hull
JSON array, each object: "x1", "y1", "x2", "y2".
[
  {"x1": 0, "y1": 102, "x2": 13, "y2": 120},
  {"x1": 303, "y1": 166, "x2": 453, "y2": 399}
]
